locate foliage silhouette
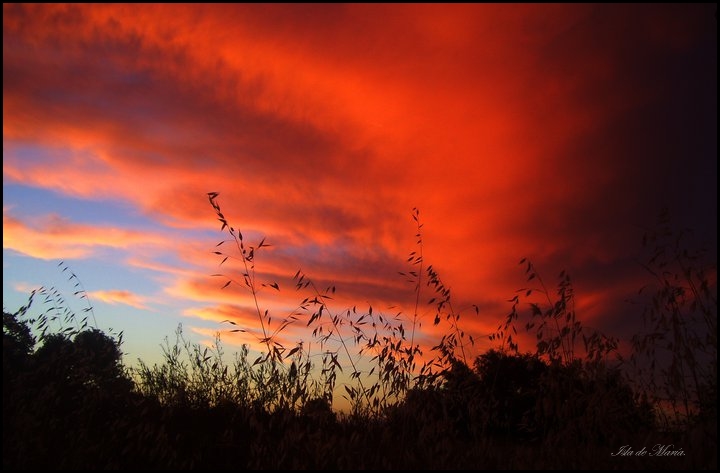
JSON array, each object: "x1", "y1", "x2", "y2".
[
  {"x1": 2, "y1": 203, "x2": 716, "y2": 469},
  {"x1": 631, "y1": 209, "x2": 717, "y2": 428}
]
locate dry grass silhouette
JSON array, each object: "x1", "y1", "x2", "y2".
[{"x1": 2, "y1": 197, "x2": 715, "y2": 469}]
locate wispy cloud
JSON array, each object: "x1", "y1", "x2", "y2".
[
  {"x1": 89, "y1": 289, "x2": 151, "y2": 310},
  {"x1": 2, "y1": 210, "x2": 171, "y2": 260}
]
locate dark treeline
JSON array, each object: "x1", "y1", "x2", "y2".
[{"x1": 2, "y1": 308, "x2": 715, "y2": 469}]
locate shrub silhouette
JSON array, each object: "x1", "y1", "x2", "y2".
[
  {"x1": 534, "y1": 361, "x2": 655, "y2": 446},
  {"x1": 3, "y1": 309, "x2": 35, "y2": 368},
  {"x1": 473, "y1": 349, "x2": 547, "y2": 437},
  {"x1": 467, "y1": 349, "x2": 656, "y2": 446}
]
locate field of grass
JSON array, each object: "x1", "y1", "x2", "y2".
[{"x1": 3, "y1": 196, "x2": 716, "y2": 469}]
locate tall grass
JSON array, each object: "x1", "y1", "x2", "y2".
[
  {"x1": 197, "y1": 193, "x2": 717, "y2": 431},
  {"x1": 2, "y1": 198, "x2": 716, "y2": 469},
  {"x1": 631, "y1": 209, "x2": 717, "y2": 429},
  {"x1": 204, "y1": 193, "x2": 490, "y2": 416}
]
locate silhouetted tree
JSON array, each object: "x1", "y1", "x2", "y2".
[{"x1": 3, "y1": 315, "x2": 136, "y2": 469}]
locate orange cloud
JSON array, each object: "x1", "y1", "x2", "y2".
[
  {"x1": 3, "y1": 211, "x2": 164, "y2": 260},
  {"x1": 11, "y1": 281, "x2": 43, "y2": 294},
  {"x1": 185, "y1": 303, "x2": 309, "y2": 354},
  {"x1": 90, "y1": 289, "x2": 150, "y2": 310}
]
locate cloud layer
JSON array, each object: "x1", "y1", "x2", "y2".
[{"x1": 3, "y1": 4, "x2": 716, "y2": 361}]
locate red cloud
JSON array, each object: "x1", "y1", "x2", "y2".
[{"x1": 3, "y1": 4, "x2": 715, "y2": 371}]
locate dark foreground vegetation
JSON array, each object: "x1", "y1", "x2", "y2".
[{"x1": 3, "y1": 198, "x2": 716, "y2": 469}]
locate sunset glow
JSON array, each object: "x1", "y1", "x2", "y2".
[{"x1": 3, "y1": 3, "x2": 716, "y2": 380}]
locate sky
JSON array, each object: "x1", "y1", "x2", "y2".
[{"x1": 3, "y1": 4, "x2": 717, "y2": 382}]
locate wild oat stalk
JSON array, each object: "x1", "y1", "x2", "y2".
[
  {"x1": 426, "y1": 265, "x2": 471, "y2": 367},
  {"x1": 493, "y1": 259, "x2": 618, "y2": 368},
  {"x1": 207, "y1": 192, "x2": 285, "y2": 362},
  {"x1": 631, "y1": 209, "x2": 717, "y2": 425},
  {"x1": 16, "y1": 263, "x2": 107, "y2": 344},
  {"x1": 58, "y1": 260, "x2": 99, "y2": 330},
  {"x1": 207, "y1": 193, "x2": 343, "y2": 416},
  {"x1": 397, "y1": 207, "x2": 426, "y2": 388},
  {"x1": 293, "y1": 271, "x2": 379, "y2": 414}
]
